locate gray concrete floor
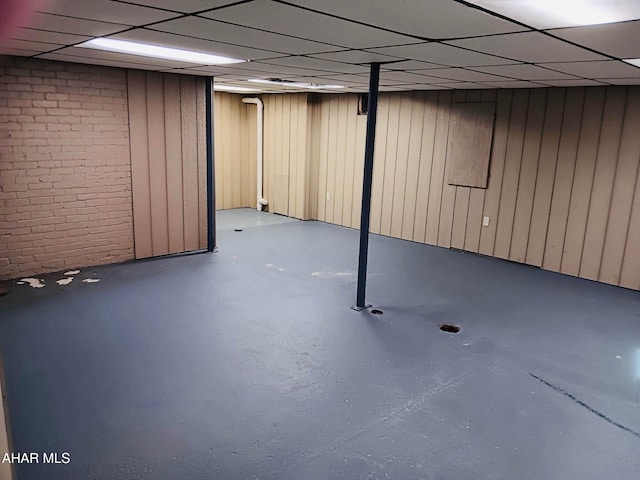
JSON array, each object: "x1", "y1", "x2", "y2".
[{"x1": 0, "y1": 208, "x2": 639, "y2": 480}]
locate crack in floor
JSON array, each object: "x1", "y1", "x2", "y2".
[{"x1": 529, "y1": 373, "x2": 640, "y2": 440}]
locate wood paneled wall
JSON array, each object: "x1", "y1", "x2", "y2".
[
  {"x1": 304, "y1": 87, "x2": 640, "y2": 290},
  {"x1": 214, "y1": 92, "x2": 256, "y2": 210},
  {"x1": 263, "y1": 93, "x2": 310, "y2": 219},
  {"x1": 127, "y1": 71, "x2": 208, "y2": 259}
]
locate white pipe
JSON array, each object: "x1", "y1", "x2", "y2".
[{"x1": 242, "y1": 97, "x2": 267, "y2": 211}]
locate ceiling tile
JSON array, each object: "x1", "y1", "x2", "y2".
[
  {"x1": 540, "y1": 60, "x2": 640, "y2": 79},
  {"x1": 421, "y1": 68, "x2": 509, "y2": 82},
  {"x1": 199, "y1": 0, "x2": 419, "y2": 49},
  {"x1": 118, "y1": 0, "x2": 240, "y2": 14},
  {"x1": 383, "y1": 60, "x2": 446, "y2": 70},
  {"x1": 309, "y1": 50, "x2": 399, "y2": 64},
  {"x1": 227, "y1": 61, "x2": 334, "y2": 76},
  {"x1": 285, "y1": 0, "x2": 524, "y2": 38},
  {"x1": 467, "y1": 0, "x2": 640, "y2": 29},
  {"x1": 10, "y1": 28, "x2": 91, "y2": 45},
  {"x1": 37, "y1": 0, "x2": 177, "y2": 26},
  {"x1": 151, "y1": 16, "x2": 337, "y2": 55},
  {"x1": 38, "y1": 52, "x2": 173, "y2": 70},
  {"x1": 448, "y1": 32, "x2": 607, "y2": 63},
  {"x1": 538, "y1": 79, "x2": 609, "y2": 87},
  {"x1": 156, "y1": 68, "x2": 209, "y2": 76},
  {"x1": 315, "y1": 73, "x2": 370, "y2": 84},
  {"x1": 431, "y1": 81, "x2": 491, "y2": 89},
  {"x1": 378, "y1": 70, "x2": 445, "y2": 85},
  {"x1": 482, "y1": 80, "x2": 548, "y2": 88},
  {"x1": 367, "y1": 43, "x2": 519, "y2": 66},
  {"x1": 599, "y1": 77, "x2": 640, "y2": 85},
  {"x1": 550, "y1": 21, "x2": 640, "y2": 58},
  {"x1": 0, "y1": 39, "x2": 62, "y2": 53},
  {"x1": 17, "y1": 12, "x2": 129, "y2": 36},
  {"x1": 113, "y1": 28, "x2": 281, "y2": 61},
  {"x1": 40, "y1": 46, "x2": 205, "y2": 68},
  {"x1": 469, "y1": 64, "x2": 580, "y2": 80},
  {"x1": 259, "y1": 56, "x2": 369, "y2": 74}
]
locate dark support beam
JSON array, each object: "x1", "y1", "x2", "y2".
[
  {"x1": 205, "y1": 77, "x2": 216, "y2": 252},
  {"x1": 354, "y1": 63, "x2": 381, "y2": 309}
]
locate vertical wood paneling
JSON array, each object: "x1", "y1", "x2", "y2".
[
  {"x1": 390, "y1": 93, "x2": 413, "y2": 238},
  {"x1": 128, "y1": 71, "x2": 207, "y2": 259},
  {"x1": 425, "y1": 91, "x2": 452, "y2": 245},
  {"x1": 560, "y1": 87, "x2": 605, "y2": 276},
  {"x1": 580, "y1": 87, "x2": 627, "y2": 280},
  {"x1": 526, "y1": 88, "x2": 566, "y2": 266},
  {"x1": 479, "y1": 89, "x2": 513, "y2": 256},
  {"x1": 619, "y1": 169, "x2": 640, "y2": 289},
  {"x1": 352, "y1": 114, "x2": 367, "y2": 229},
  {"x1": 146, "y1": 73, "x2": 169, "y2": 256},
  {"x1": 196, "y1": 78, "x2": 207, "y2": 248},
  {"x1": 401, "y1": 92, "x2": 426, "y2": 241},
  {"x1": 163, "y1": 75, "x2": 184, "y2": 254},
  {"x1": 333, "y1": 95, "x2": 348, "y2": 225},
  {"x1": 450, "y1": 91, "x2": 469, "y2": 250},
  {"x1": 316, "y1": 95, "x2": 330, "y2": 222},
  {"x1": 508, "y1": 89, "x2": 547, "y2": 263},
  {"x1": 435, "y1": 91, "x2": 456, "y2": 248},
  {"x1": 543, "y1": 88, "x2": 586, "y2": 272},
  {"x1": 413, "y1": 92, "x2": 438, "y2": 243},
  {"x1": 380, "y1": 95, "x2": 402, "y2": 236},
  {"x1": 599, "y1": 87, "x2": 640, "y2": 285},
  {"x1": 370, "y1": 95, "x2": 390, "y2": 234},
  {"x1": 342, "y1": 95, "x2": 358, "y2": 228},
  {"x1": 127, "y1": 71, "x2": 152, "y2": 259},
  {"x1": 494, "y1": 89, "x2": 529, "y2": 259},
  {"x1": 465, "y1": 89, "x2": 497, "y2": 252},
  {"x1": 180, "y1": 77, "x2": 200, "y2": 251},
  {"x1": 235, "y1": 86, "x2": 639, "y2": 290}
]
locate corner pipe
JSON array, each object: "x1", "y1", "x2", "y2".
[{"x1": 241, "y1": 97, "x2": 268, "y2": 212}]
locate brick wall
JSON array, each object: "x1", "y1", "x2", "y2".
[{"x1": 0, "y1": 57, "x2": 134, "y2": 280}]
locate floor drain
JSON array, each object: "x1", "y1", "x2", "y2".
[
  {"x1": 234, "y1": 228, "x2": 243, "y2": 232},
  {"x1": 440, "y1": 324, "x2": 460, "y2": 333},
  {"x1": 371, "y1": 309, "x2": 384, "y2": 315}
]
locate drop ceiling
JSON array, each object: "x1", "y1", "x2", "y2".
[{"x1": 2, "y1": 0, "x2": 640, "y2": 92}]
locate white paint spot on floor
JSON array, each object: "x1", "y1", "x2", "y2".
[
  {"x1": 56, "y1": 277, "x2": 73, "y2": 286},
  {"x1": 82, "y1": 279, "x2": 100, "y2": 283},
  {"x1": 266, "y1": 263, "x2": 274, "y2": 268},
  {"x1": 616, "y1": 355, "x2": 622, "y2": 359},
  {"x1": 19, "y1": 278, "x2": 45, "y2": 288},
  {"x1": 278, "y1": 267, "x2": 284, "y2": 272},
  {"x1": 64, "y1": 270, "x2": 80, "y2": 276},
  {"x1": 311, "y1": 271, "x2": 354, "y2": 278}
]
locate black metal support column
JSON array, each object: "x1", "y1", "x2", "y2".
[
  {"x1": 205, "y1": 77, "x2": 216, "y2": 252},
  {"x1": 354, "y1": 63, "x2": 380, "y2": 309}
]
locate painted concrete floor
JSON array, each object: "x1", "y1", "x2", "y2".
[{"x1": 0, "y1": 208, "x2": 639, "y2": 480}]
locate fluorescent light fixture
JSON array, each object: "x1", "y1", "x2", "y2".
[
  {"x1": 248, "y1": 78, "x2": 345, "y2": 90},
  {"x1": 623, "y1": 59, "x2": 640, "y2": 68},
  {"x1": 213, "y1": 85, "x2": 261, "y2": 93},
  {"x1": 530, "y1": 0, "x2": 623, "y2": 26},
  {"x1": 469, "y1": 0, "x2": 639, "y2": 28},
  {"x1": 78, "y1": 38, "x2": 246, "y2": 65}
]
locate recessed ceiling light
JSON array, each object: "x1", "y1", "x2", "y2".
[
  {"x1": 248, "y1": 78, "x2": 345, "y2": 90},
  {"x1": 623, "y1": 59, "x2": 640, "y2": 68},
  {"x1": 213, "y1": 85, "x2": 261, "y2": 93},
  {"x1": 78, "y1": 38, "x2": 246, "y2": 65}
]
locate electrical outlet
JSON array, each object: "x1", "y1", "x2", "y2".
[{"x1": 483, "y1": 216, "x2": 490, "y2": 227}]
